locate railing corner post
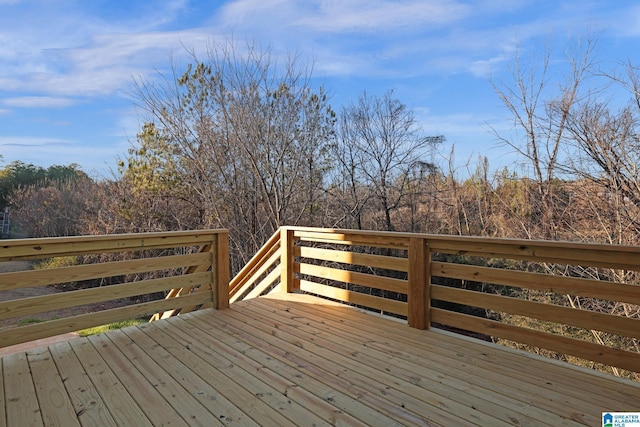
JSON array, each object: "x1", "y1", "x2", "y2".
[
  {"x1": 215, "y1": 231, "x2": 230, "y2": 309},
  {"x1": 280, "y1": 227, "x2": 295, "y2": 293},
  {"x1": 408, "y1": 237, "x2": 430, "y2": 329}
]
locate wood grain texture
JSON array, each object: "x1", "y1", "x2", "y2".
[
  {"x1": 431, "y1": 308, "x2": 640, "y2": 373},
  {"x1": 1, "y1": 294, "x2": 638, "y2": 427},
  {"x1": 27, "y1": 347, "x2": 81, "y2": 427},
  {"x1": 0, "y1": 272, "x2": 210, "y2": 321},
  {"x1": 48, "y1": 341, "x2": 118, "y2": 427},
  {"x1": 0, "y1": 230, "x2": 223, "y2": 262},
  {"x1": 229, "y1": 229, "x2": 280, "y2": 296},
  {"x1": 299, "y1": 280, "x2": 408, "y2": 316},
  {"x1": 3, "y1": 351, "x2": 43, "y2": 426},
  {"x1": 407, "y1": 237, "x2": 428, "y2": 329},
  {"x1": 0, "y1": 292, "x2": 211, "y2": 347},
  {"x1": 0, "y1": 252, "x2": 210, "y2": 291},
  {"x1": 296, "y1": 262, "x2": 407, "y2": 294},
  {"x1": 280, "y1": 228, "x2": 295, "y2": 294},
  {"x1": 296, "y1": 246, "x2": 409, "y2": 272},
  {"x1": 431, "y1": 284, "x2": 640, "y2": 338},
  {"x1": 431, "y1": 261, "x2": 640, "y2": 305}
]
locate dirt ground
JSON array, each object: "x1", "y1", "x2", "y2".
[{"x1": 0, "y1": 260, "x2": 32, "y2": 273}]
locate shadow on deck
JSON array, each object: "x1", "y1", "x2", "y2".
[{"x1": 2, "y1": 293, "x2": 638, "y2": 427}]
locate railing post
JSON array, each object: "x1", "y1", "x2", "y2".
[
  {"x1": 280, "y1": 228, "x2": 295, "y2": 293},
  {"x1": 408, "y1": 237, "x2": 430, "y2": 329},
  {"x1": 214, "y1": 231, "x2": 230, "y2": 309}
]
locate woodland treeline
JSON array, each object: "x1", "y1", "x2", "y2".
[
  {"x1": 2, "y1": 38, "x2": 639, "y2": 377},
  {"x1": 4, "y1": 39, "x2": 640, "y2": 266}
]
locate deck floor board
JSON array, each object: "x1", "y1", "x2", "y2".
[
  {"x1": 258, "y1": 294, "x2": 615, "y2": 421},
  {"x1": 226, "y1": 298, "x2": 507, "y2": 426},
  {"x1": 172, "y1": 311, "x2": 396, "y2": 426},
  {"x1": 88, "y1": 332, "x2": 195, "y2": 427},
  {"x1": 0, "y1": 354, "x2": 5, "y2": 427},
  {"x1": 150, "y1": 315, "x2": 330, "y2": 427},
  {"x1": 68, "y1": 337, "x2": 153, "y2": 426},
  {"x1": 49, "y1": 340, "x2": 119, "y2": 427},
  {"x1": 3, "y1": 351, "x2": 43, "y2": 427},
  {"x1": 27, "y1": 347, "x2": 80, "y2": 427},
  {"x1": 165, "y1": 314, "x2": 367, "y2": 427},
  {"x1": 245, "y1": 296, "x2": 577, "y2": 426},
  {"x1": 203, "y1": 303, "x2": 452, "y2": 426},
  {"x1": 145, "y1": 317, "x2": 301, "y2": 427},
  {"x1": 270, "y1": 292, "x2": 639, "y2": 408},
  {"x1": 1, "y1": 293, "x2": 639, "y2": 426}
]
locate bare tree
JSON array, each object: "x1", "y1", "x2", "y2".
[
  {"x1": 564, "y1": 65, "x2": 640, "y2": 244},
  {"x1": 333, "y1": 90, "x2": 443, "y2": 231},
  {"x1": 126, "y1": 40, "x2": 336, "y2": 272},
  {"x1": 491, "y1": 37, "x2": 597, "y2": 239}
]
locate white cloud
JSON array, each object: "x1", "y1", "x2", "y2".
[
  {"x1": 0, "y1": 136, "x2": 122, "y2": 176},
  {"x1": 297, "y1": 0, "x2": 471, "y2": 32},
  {"x1": 1, "y1": 96, "x2": 77, "y2": 108},
  {"x1": 218, "y1": 0, "x2": 470, "y2": 33},
  {"x1": 0, "y1": 0, "x2": 625, "y2": 103},
  {"x1": 0, "y1": 28, "x2": 213, "y2": 97},
  {"x1": 215, "y1": 0, "x2": 293, "y2": 28},
  {"x1": 0, "y1": 0, "x2": 638, "y2": 179},
  {"x1": 0, "y1": 0, "x2": 215, "y2": 98},
  {"x1": 606, "y1": 4, "x2": 640, "y2": 37},
  {"x1": 0, "y1": 136, "x2": 72, "y2": 147},
  {"x1": 114, "y1": 106, "x2": 143, "y2": 139},
  {"x1": 411, "y1": 109, "x2": 519, "y2": 174},
  {"x1": 415, "y1": 109, "x2": 491, "y2": 137},
  {"x1": 211, "y1": 0, "x2": 565, "y2": 81},
  {"x1": 469, "y1": 54, "x2": 508, "y2": 78}
]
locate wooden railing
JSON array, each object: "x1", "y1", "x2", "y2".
[
  {"x1": 229, "y1": 229, "x2": 282, "y2": 303},
  {"x1": 0, "y1": 230, "x2": 229, "y2": 348},
  {"x1": 2, "y1": 226, "x2": 639, "y2": 376},
  {"x1": 234, "y1": 226, "x2": 640, "y2": 376}
]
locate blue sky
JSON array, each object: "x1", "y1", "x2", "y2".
[{"x1": 1, "y1": 0, "x2": 639, "y2": 179}]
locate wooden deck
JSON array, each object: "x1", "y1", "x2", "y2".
[{"x1": 2, "y1": 293, "x2": 638, "y2": 427}]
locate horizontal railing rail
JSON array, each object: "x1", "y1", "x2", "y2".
[
  {"x1": 0, "y1": 230, "x2": 229, "y2": 348},
  {"x1": 292, "y1": 228, "x2": 411, "y2": 318},
  {"x1": 228, "y1": 229, "x2": 281, "y2": 303}
]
